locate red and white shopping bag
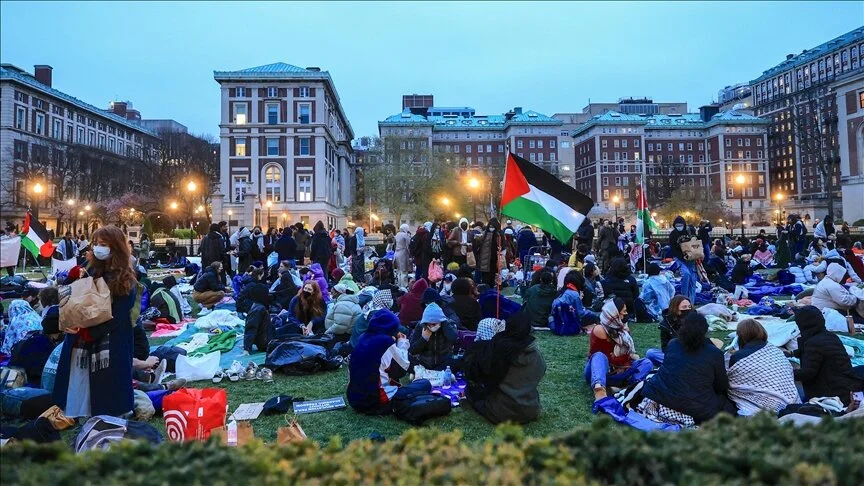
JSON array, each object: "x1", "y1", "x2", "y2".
[{"x1": 162, "y1": 388, "x2": 227, "y2": 442}]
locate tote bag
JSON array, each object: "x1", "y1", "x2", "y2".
[
  {"x1": 162, "y1": 388, "x2": 227, "y2": 442},
  {"x1": 680, "y1": 237, "x2": 705, "y2": 261},
  {"x1": 58, "y1": 276, "x2": 113, "y2": 330}
]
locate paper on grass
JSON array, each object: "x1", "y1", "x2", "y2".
[{"x1": 229, "y1": 402, "x2": 265, "y2": 421}]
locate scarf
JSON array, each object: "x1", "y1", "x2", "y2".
[
  {"x1": 475, "y1": 318, "x2": 506, "y2": 342},
  {"x1": 600, "y1": 300, "x2": 635, "y2": 358},
  {"x1": 75, "y1": 333, "x2": 111, "y2": 373},
  {"x1": 727, "y1": 344, "x2": 799, "y2": 415}
]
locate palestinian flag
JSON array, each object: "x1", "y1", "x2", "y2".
[
  {"x1": 501, "y1": 153, "x2": 594, "y2": 243},
  {"x1": 635, "y1": 184, "x2": 659, "y2": 244},
  {"x1": 22, "y1": 212, "x2": 55, "y2": 258}
]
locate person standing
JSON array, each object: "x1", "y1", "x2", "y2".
[
  {"x1": 274, "y1": 227, "x2": 297, "y2": 264},
  {"x1": 447, "y1": 218, "x2": 471, "y2": 267},
  {"x1": 293, "y1": 223, "x2": 309, "y2": 264},
  {"x1": 697, "y1": 221, "x2": 713, "y2": 259},
  {"x1": 56, "y1": 232, "x2": 79, "y2": 261},
  {"x1": 596, "y1": 219, "x2": 619, "y2": 274},
  {"x1": 394, "y1": 224, "x2": 412, "y2": 286},
  {"x1": 200, "y1": 224, "x2": 226, "y2": 270},
  {"x1": 516, "y1": 225, "x2": 538, "y2": 268},
  {"x1": 669, "y1": 215, "x2": 698, "y2": 304},
  {"x1": 576, "y1": 218, "x2": 594, "y2": 251},
  {"x1": 347, "y1": 226, "x2": 367, "y2": 283},
  {"x1": 473, "y1": 218, "x2": 501, "y2": 287},
  {"x1": 309, "y1": 221, "x2": 333, "y2": 272},
  {"x1": 411, "y1": 223, "x2": 433, "y2": 281}
]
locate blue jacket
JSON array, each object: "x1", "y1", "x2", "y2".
[
  {"x1": 551, "y1": 289, "x2": 599, "y2": 324},
  {"x1": 347, "y1": 310, "x2": 410, "y2": 413},
  {"x1": 639, "y1": 275, "x2": 675, "y2": 318},
  {"x1": 516, "y1": 228, "x2": 538, "y2": 264}
]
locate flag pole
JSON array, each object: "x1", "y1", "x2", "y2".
[{"x1": 641, "y1": 172, "x2": 647, "y2": 275}]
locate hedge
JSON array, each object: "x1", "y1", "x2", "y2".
[{"x1": 3, "y1": 414, "x2": 863, "y2": 485}]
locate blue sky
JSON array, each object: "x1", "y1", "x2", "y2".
[{"x1": 1, "y1": 1, "x2": 861, "y2": 138}]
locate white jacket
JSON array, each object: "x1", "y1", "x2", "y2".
[
  {"x1": 325, "y1": 293, "x2": 362, "y2": 335},
  {"x1": 811, "y1": 263, "x2": 858, "y2": 311},
  {"x1": 803, "y1": 260, "x2": 827, "y2": 284}
]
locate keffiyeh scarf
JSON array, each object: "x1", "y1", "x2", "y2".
[
  {"x1": 475, "y1": 318, "x2": 506, "y2": 342},
  {"x1": 600, "y1": 300, "x2": 635, "y2": 358},
  {"x1": 728, "y1": 344, "x2": 800, "y2": 415}
]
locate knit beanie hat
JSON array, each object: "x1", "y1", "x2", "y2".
[
  {"x1": 421, "y1": 303, "x2": 446, "y2": 324},
  {"x1": 446, "y1": 262, "x2": 460, "y2": 272}
]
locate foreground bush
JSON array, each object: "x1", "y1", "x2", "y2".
[{"x1": 2, "y1": 414, "x2": 863, "y2": 485}]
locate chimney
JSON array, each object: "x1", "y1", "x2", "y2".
[
  {"x1": 305, "y1": 67, "x2": 321, "y2": 72},
  {"x1": 110, "y1": 101, "x2": 128, "y2": 117},
  {"x1": 786, "y1": 54, "x2": 794, "y2": 60},
  {"x1": 513, "y1": 107, "x2": 523, "y2": 115},
  {"x1": 34, "y1": 65, "x2": 52, "y2": 87},
  {"x1": 699, "y1": 105, "x2": 720, "y2": 122}
]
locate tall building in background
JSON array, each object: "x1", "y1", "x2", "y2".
[
  {"x1": 717, "y1": 84, "x2": 754, "y2": 113},
  {"x1": 833, "y1": 70, "x2": 864, "y2": 223},
  {"x1": 213, "y1": 63, "x2": 355, "y2": 230},
  {"x1": 571, "y1": 108, "x2": 770, "y2": 222},
  {"x1": 750, "y1": 26, "x2": 864, "y2": 220}
]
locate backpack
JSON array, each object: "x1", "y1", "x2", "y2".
[
  {"x1": 391, "y1": 380, "x2": 452, "y2": 425},
  {"x1": 550, "y1": 303, "x2": 582, "y2": 336},
  {"x1": 9, "y1": 331, "x2": 56, "y2": 384}
]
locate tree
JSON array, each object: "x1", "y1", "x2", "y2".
[
  {"x1": 789, "y1": 87, "x2": 841, "y2": 217},
  {"x1": 655, "y1": 186, "x2": 733, "y2": 228},
  {"x1": 148, "y1": 130, "x2": 219, "y2": 225}
]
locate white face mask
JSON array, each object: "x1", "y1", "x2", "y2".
[
  {"x1": 427, "y1": 323, "x2": 441, "y2": 332},
  {"x1": 93, "y1": 245, "x2": 111, "y2": 261},
  {"x1": 675, "y1": 225, "x2": 685, "y2": 231}
]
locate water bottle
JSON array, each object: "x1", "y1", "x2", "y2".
[{"x1": 443, "y1": 366, "x2": 453, "y2": 389}]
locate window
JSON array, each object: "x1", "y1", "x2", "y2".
[
  {"x1": 623, "y1": 176, "x2": 629, "y2": 185},
  {"x1": 486, "y1": 144, "x2": 492, "y2": 152},
  {"x1": 299, "y1": 86, "x2": 309, "y2": 98},
  {"x1": 13, "y1": 140, "x2": 27, "y2": 160},
  {"x1": 232, "y1": 175, "x2": 248, "y2": 202},
  {"x1": 613, "y1": 140, "x2": 619, "y2": 148},
  {"x1": 602, "y1": 152, "x2": 608, "y2": 160},
  {"x1": 745, "y1": 138, "x2": 751, "y2": 147},
  {"x1": 634, "y1": 152, "x2": 640, "y2": 160},
  {"x1": 538, "y1": 140, "x2": 544, "y2": 149},
  {"x1": 529, "y1": 140, "x2": 536, "y2": 149},
  {"x1": 88, "y1": 131, "x2": 96, "y2": 146},
  {"x1": 466, "y1": 157, "x2": 472, "y2": 164},
  {"x1": 296, "y1": 175, "x2": 312, "y2": 201},
  {"x1": 268, "y1": 87, "x2": 278, "y2": 97},
  {"x1": 615, "y1": 177, "x2": 621, "y2": 186},
  {"x1": 517, "y1": 140, "x2": 523, "y2": 149},
  {"x1": 264, "y1": 165, "x2": 282, "y2": 202},
  {"x1": 53, "y1": 119, "x2": 62, "y2": 139},
  {"x1": 737, "y1": 151, "x2": 744, "y2": 158},
  {"x1": 859, "y1": 91, "x2": 864, "y2": 109},
  {"x1": 648, "y1": 143, "x2": 654, "y2": 151},
  {"x1": 614, "y1": 152, "x2": 620, "y2": 161},
  {"x1": 98, "y1": 134, "x2": 105, "y2": 148},
  {"x1": 698, "y1": 143, "x2": 704, "y2": 150},
  {"x1": 561, "y1": 141, "x2": 570, "y2": 148},
  {"x1": 108, "y1": 138, "x2": 115, "y2": 152},
  {"x1": 236, "y1": 87, "x2": 247, "y2": 97},
  {"x1": 687, "y1": 155, "x2": 693, "y2": 163},
  {"x1": 602, "y1": 177, "x2": 609, "y2": 186},
  {"x1": 678, "y1": 143, "x2": 684, "y2": 151},
  {"x1": 725, "y1": 150, "x2": 732, "y2": 158},
  {"x1": 537, "y1": 153, "x2": 544, "y2": 162},
  {"x1": 267, "y1": 138, "x2": 279, "y2": 156},
  {"x1": 236, "y1": 137, "x2": 247, "y2": 156},
  {"x1": 298, "y1": 103, "x2": 311, "y2": 124},
  {"x1": 621, "y1": 140, "x2": 627, "y2": 148},
  {"x1": 498, "y1": 144, "x2": 504, "y2": 152},
  {"x1": 603, "y1": 189, "x2": 610, "y2": 200},
  {"x1": 267, "y1": 103, "x2": 279, "y2": 124},
  {"x1": 453, "y1": 145, "x2": 459, "y2": 153},
  {"x1": 299, "y1": 137, "x2": 310, "y2": 155},
  {"x1": 478, "y1": 156, "x2": 484, "y2": 164},
  {"x1": 530, "y1": 153, "x2": 536, "y2": 162},
  {"x1": 601, "y1": 140, "x2": 607, "y2": 148},
  {"x1": 757, "y1": 150, "x2": 763, "y2": 158},
  {"x1": 667, "y1": 143, "x2": 672, "y2": 151},
  {"x1": 756, "y1": 138, "x2": 763, "y2": 146},
  {"x1": 687, "y1": 143, "x2": 693, "y2": 150},
  {"x1": 466, "y1": 145, "x2": 472, "y2": 153},
  {"x1": 233, "y1": 103, "x2": 247, "y2": 124},
  {"x1": 15, "y1": 107, "x2": 26, "y2": 129},
  {"x1": 77, "y1": 127, "x2": 84, "y2": 143},
  {"x1": 725, "y1": 139, "x2": 731, "y2": 147},
  {"x1": 66, "y1": 125, "x2": 73, "y2": 142},
  {"x1": 35, "y1": 113, "x2": 45, "y2": 135},
  {"x1": 477, "y1": 144, "x2": 483, "y2": 153},
  {"x1": 737, "y1": 138, "x2": 743, "y2": 146},
  {"x1": 699, "y1": 154, "x2": 705, "y2": 162},
  {"x1": 550, "y1": 140, "x2": 556, "y2": 149}
]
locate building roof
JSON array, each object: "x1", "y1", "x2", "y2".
[
  {"x1": 213, "y1": 62, "x2": 354, "y2": 139},
  {"x1": 379, "y1": 108, "x2": 561, "y2": 130},
  {"x1": 750, "y1": 26, "x2": 864, "y2": 84},
  {"x1": 0, "y1": 64, "x2": 159, "y2": 138},
  {"x1": 571, "y1": 110, "x2": 768, "y2": 137}
]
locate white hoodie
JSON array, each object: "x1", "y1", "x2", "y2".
[{"x1": 811, "y1": 262, "x2": 859, "y2": 311}]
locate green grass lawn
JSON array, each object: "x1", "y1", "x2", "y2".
[{"x1": 137, "y1": 325, "x2": 732, "y2": 445}]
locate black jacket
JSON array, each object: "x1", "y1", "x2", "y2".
[
  {"x1": 794, "y1": 308, "x2": 863, "y2": 405},
  {"x1": 237, "y1": 279, "x2": 268, "y2": 314},
  {"x1": 697, "y1": 223, "x2": 713, "y2": 246},
  {"x1": 309, "y1": 230, "x2": 332, "y2": 266},
  {"x1": 274, "y1": 234, "x2": 297, "y2": 262},
  {"x1": 576, "y1": 219, "x2": 594, "y2": 245},
  {"x1": 658, "y1": 310, "x2": 685, "y2": 352},
  {"x1": 643, "y1": 338, "x2": 733, "y2": 424},
  {"x1": 668, "y1": 216, "x2": 694, "y2": 260},
  {"x1": 200, "y1": 231, "x2": 226, "y2": 268},
  {"x1": 244, "y1": 285, "x2": 272, "y2": 353},
  {"x1": 730, "y1": 260, "x2": 753, "y2": 285},
  {"x1": 194, "y1": 267, "x2": 223, "y2": 293},
  {"x1": 601, "y1": 259, "x2": 639, "y2": 315},
  {"x1": 450, "y1": 294, "x2": 482, "y2": 331}
]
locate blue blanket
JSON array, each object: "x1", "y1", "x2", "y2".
[{"x1": 592, "y1": 397, "x2": 681, "y2": 432}]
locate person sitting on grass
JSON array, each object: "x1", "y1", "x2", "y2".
[
  {"x1": 639, "y1": 263, "x2": 675, "y2": 322},
  {"x1": 286, "y1": 280, "x2": 327, "y2": 336},
  {"x1": 449, "y1": 277, "x2": 482, "y2": 331},
  {"x1": 192, "y1": 261, "x2": 226, "y2": 314},
  {"x1": 351, "y1": 289, "x2": 395, "y2": 348},
  {"x1": 149, "y1": 277, "x2": 183, "y2": 324},
  {"x1": 584, "y1": 298, "x2": 652, "y2": 401},
  {"x1": 551, "y1": 270, "x2": 599, "y2": 328},
  {"x1": 409, "y1": 303, "x2": 458, "y2": 371},
  {"x1": 465, "y1": 313, "x2": 546, "y2": 425},
  {"x1": 792, "y1": 305, "x2": 864, "y2": 406},
  {"x1": 270, "y1": 261, "x2": 299, "y2": 311},
  {"x1": 601, "y1": 258, "x2": 641, "y2": 319},
  {"x1": 325, "y1": 283, "x2": 362, "y2": 341},
  {"x1": 727, "y1": 319, "x2": 800, "y2": 415},
  {"x1": 346, "y1": 309, "x2": 412, "y2": 415},
  {"x1": 397, "y1": 278, "x2": 429, "y2": 326},
  {"x1": 242, "y1": 283, "x2": 272, "y2": 355},
  {"x1": 730, "y1": 254, "x2": 753, "y2": 300},
  {"x1": 521, "y1": 269, "x2": 558, "y2": 328},
  {"x1": 641, "y1": 312, "x2": 736, "y2": 425},
  {"x1": 658, "y1": 295, "x2": 692, "y2": 353},
  {"x1": 581, "y1": 262, "x2": 604, "y2": 311}
]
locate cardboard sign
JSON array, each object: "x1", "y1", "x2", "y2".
[
  {"x1": 292, "y1": 396, "x2": 346, "y2": 414},
  {"x1": 229, "y1": 402, "x2": 265, "y2": 422}
]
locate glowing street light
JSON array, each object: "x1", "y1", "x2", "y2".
[
  {"x1": 455, "y1": 213, "x2": 461, "y2": 219},
  {"x1": 468, "y1": 178, "x2": 480, "y2": 189},
  {"x1": 170, "y1": 202, "x2": 178, "y2": 210},
  {"x1": 441, "y1": 197, "x2": 450, "y2": 207},
  {"x1": 736, "y1": 174, "x2": 746, "y2": 237},
  {"x1": 186, "y1": 180, "x2": 197, "y2": 192},
  {"x1": 84, "y1": 205, "x2": 92, "y2": 211},
  {"x1": 197, "y1": 205, "x2": 204, "y2": 212},
  {"x1": 32, "y1": 182, "x2": 44, "y2": 194},
  {"x1": 612, "y1": 194, "x2": 620, "y2": 220},
  {"x1": 67, "y1": 199, "x2": 74, "y2": 206}
]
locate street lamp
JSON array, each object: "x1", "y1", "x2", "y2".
[
  {"x1": 775, "y1": 193, "x2": 784, "y2": 225},
  {"x1": 265, "y1": 200, "x2": 273, "y2": 229},
  {"x1": 468, "y1": 177, "x2": 480, "y2": 223},
  {"x1": 612, "y1": 194, "x2": 620, "y2": 221},
  {"x1": 186, "y1": 180, "x2": 197, "y2": 192},
  {"x1": 31, "y1": 182, "x2": 44, "y2": 220},
  {"x1": 441, "y1": 196, "x2": 450, "y2": 207},
  {"x1": 227, "y1": 209, "x2": 233, "y2": 234},
  {"x1": 736, "y1": 174, "x2": 746, "y2": 238}
]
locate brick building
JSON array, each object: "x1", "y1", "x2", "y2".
[
  {"x1": 833, "y1": 70, "x2": 864, "y2": 223},
  {"x1": 750, "y1": 26, "x2": 864, "y2": 219},
  {"x1": 0, "y1": 63, "x2": 160, "y2": 233},
  {"x1": 212, "y1": 63, "x2": 356, "y2": 231},
  {"x1": 570, "y1": 108, "x2": 771, "y2": 222}
]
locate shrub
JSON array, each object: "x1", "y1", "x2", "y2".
[
  {"x1": 853, "y1": 219, "x2": 864, "y2": 227},
  {"x1": 2, "y1": 415, "x2": 862, "y2": 485},
  {"x1": 171, "y1": 229, "x2": 198, "y2": 240}
]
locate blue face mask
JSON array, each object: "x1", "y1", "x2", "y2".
[
  {"x1": 675, "y1": 224, "x2": 685, "y2": 231},
  {"x1": 93, "y1": 245, "x2": 111, "y2": 261}
]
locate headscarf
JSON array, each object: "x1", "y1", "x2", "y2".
[
  {"x1": 1, "y1": 300, "x2": 43, "y2": 354},
  {"x1": 423, "y1": 221, "x2": 433, "y2": 232},
  {"x1": 355, "y1": 227, "x2": 365, "y2": 248},
  {"x1": 475, "y1": 318, "x2": 506, "y2": 342},
  {"x1": 600, "y1": 299, "x2": 635, "y2": 358},
  {"x1": 400, "y1": 224, "x2": 409, "y2": 233}
]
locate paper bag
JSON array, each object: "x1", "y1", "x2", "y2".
[
  {"x1": 58, "y1": 276, "x2": 113, "y2": 330},
  {"x1": 680, "y1": 237, "x2": 705, "y2": 261},
  {"x1": 466, "y1": 251, "x2": 476, "y2": 268},
  {"x1": 211, "y1": 421, "x2": 254, "y2": 446},
  {"x1": 277, "y1": 420, "x2": 307, "y2": 445}
]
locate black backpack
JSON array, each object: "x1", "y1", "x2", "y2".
[{"x1": 391, "y1": 381, "x2": 451, "y2": 425}]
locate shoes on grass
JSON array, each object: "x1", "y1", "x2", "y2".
[
  {"x1": 153, "y1": 359, "x2": 167, "y2": 385},
  {"x1": 212, "y1": 369, "x2": 225, "y2": 383},
  {"x1": 243, "y1": 362, "x2": 259, "y2": 381},
  {"x1": 227, "y1": 361, "x2": 243, "y2": 382},
  {"x1": 255, "y1": 367, "x2": 273, "y2": 383}
]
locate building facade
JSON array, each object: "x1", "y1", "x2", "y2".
[
  {"x1": 833, "y1": 70, "x2": 864, "y2": 223},
  {"x1": 0, "y1": 63, "x2": 159, "y2": 233},
  {"x1": 750, "y1": 26, "x2": 864, "y2": 219},
  {"x1": 571, "y1": 109, "x2": 771, "y2": 222},
  {"x1": 212, "y1": 63, "x2": 355, "y2": 231}
]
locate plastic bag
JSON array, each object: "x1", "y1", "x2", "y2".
[
  {"x1": 267, "y1": 251, "x2": 279, "y2": 268},
  {"x1": 428, "y1": 259, "x2": 443, "y2": 283},
  {"x1": 162, "y1": 388, "x2": 227, "y2": 442},
  {"x1": 175, "y1": 351, "x2": 221, "y2": 382}
]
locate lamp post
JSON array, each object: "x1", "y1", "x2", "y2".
[
  {"x1": 775, "y1": 193, "x2": 784, "y2": 225},
  {"x1": 65, "y1": 199, "x2": 74, "y2": 235},
  {"x1": 736, "y1": 174, "x2": 746, "y2": 238},
  {"x1": 612, "y1": 194, "x2": 620, "y2": 222},
  {"x1": 31, "y1": 182, "x2": 44, "y2": 221},
  {"x1": 84, "y1": 205, "x2": 92, "y2": 238},
  {"x1": 468, "y1": 177, "x2": 480, "y2": 223},
  {"x1": 185, "y1": 180, "x2": 197, "y2": 255},
  {"x1": 227, "y1": 209, "x2": 233, "y2": 234},
  {"x1": 266, "y1": 200, "x2": 273, "y2": 230}
]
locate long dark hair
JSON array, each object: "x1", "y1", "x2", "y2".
[
  {"x1": 558, "y1": 269, "x2": 585, "y2": 297},
  {"x1": 86, "y1": 226, "x2": 137, "y2": 297},
  {"x1": 678, "y1": 312, "x2": 708, "y2": 352}
]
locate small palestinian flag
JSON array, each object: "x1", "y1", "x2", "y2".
[
  {"x1": 22, "y1": 211, "x2": 55, "y2": 258},
  {"x1": 501, "y1": 153, "x2": 594, "y2": 243},
  {"x1": 635, "y1": 184, "x2": 659, "y2": 244}
]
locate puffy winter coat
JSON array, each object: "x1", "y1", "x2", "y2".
[
  {"x1": 325, "y1": 293, "x2": 362, "y2": 335},
  {"x1": 408, "y1": 319, "x2": 457, "y2": 370},
  {"x1": 305, "y1": 263, "x2": 330, "y2": 302},
  {"x1": 516, "y1": 228, "x2": 538, "y2": 265},
  {"x1": 794, "y1": 306, "x2": 863, "y2": 405},
  {"x1": 811, "y1": 263, "x2": 858, "y2": 311},
  {"x1": 601, "y1": 259, "x2": 639, "y2": 314},
  {"x1": 193, "y1": 267, "x2": 223, "y2": 293}
]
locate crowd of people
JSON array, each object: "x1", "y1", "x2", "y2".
[{"x1": 1, "y1": 211, "x2": 863, "y2": 433}]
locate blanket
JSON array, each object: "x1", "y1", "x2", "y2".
[
  {"x1": 194, "y1": 309, "x2": 243, "y2": 330},
  {"x1": 727, "y1": 320, "x2": 800, "y2": 351},
  {"x1": 188, "y1": 330, "x2": 237, "y2": 357},
  {"x1": 150, "y1": 323, "x2": 186, "y2": 338},
  {"x1": 727, "y1": 344, "x2": 800, "y2": 416},
  {"x1": 839, "y1": 335, "x2": 864, "y2": 367}
]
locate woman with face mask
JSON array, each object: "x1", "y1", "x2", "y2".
[
  {"x1": 285, "y1": 281, "x2": 328, "y2": 336},
  {"x1": 447, "y1": 218, "x2": 471, "y2": 267},
  {"x1": 52, "y1": 226, "x2": 139, "y2": 419},
  {"x1": 668, "y1": 215, "x2": 697, "y2": 304},
  {"x1": 658, "y1": 295, "x2": 692, "y2": 352}
]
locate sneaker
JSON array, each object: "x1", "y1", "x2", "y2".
[
  {"x1": 153, "y1": 359, "x2": 167, "y2": 385},
  {"x1": 243, "y1": 362, "x2": 259, "y2": 381},
  {"x1": 255, "y1": 367, "x2": 273, "y2": 383},
  {"x1": 212, "y1": 369, "x2": 225, "y2": 383},
  {"x1": 163, "y1": 378, "x2": 187, "y2": 391},
  {"x1": 227, "y1": 361, "x2": 244, "y2": 382}
]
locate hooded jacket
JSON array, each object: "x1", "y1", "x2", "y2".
[
  {"x1": 347, "y1": 309, "x2": 411, "y2": 413},
  {"x1": 339, "y1": 273, "x2": 361, "y2": 294},
  {"x1": 793, "y1": 306, "x2": 863, "y2": 405},
  {"x1": 243, "y1": 284, "x2": 272, "y2": 353},
  {"x1": 394, "y1": 226, "x2": 412, "y2": 273},
  {"x1": 576, "y1": 218, "x2": 594, "y2": 245},
  {"x1": 474, "y1": 221, "x2": 500, "y2": 273},
  {"x1": 200, "y1": 228, "x2": 226, "y2": 268},
  {"x1": 397, "y1": 278, "x2": 429, "y2": 325},
  {"x1": 731, "y1": 258, "x2": 754, "y2": 285},
  {"x1": 811, "y1": 263, "x2": 858, "y2": 311},
  {"x1": 325, "y1": 292, "x2": 362, "y2": 335},
  {"x1": 309, "y1": 223, "x2": 332, "y2": 267},
  {"x1": 824, "y1": 249, "x2": 862, "y2": 283},
  {"x1": 274, "y1": 232, "x2": 297, "y2": 262},
  {"x1": 639, "y1": 274, "x2": 675, "y2": 319},
  {"x1": 305, "y1": 263, "x2": 330, "y2": 302},
  {"x1": 409, "y1": 305, "x2": 458, "y2": 370},
  {"x1": 521, "y1": 282, "x2": 558, "y2": 327},
  {"x1": 668, "y1": 216, "x2": 694, "y2": 260},
  {"x1": 447, "y1": 218, "x2": 471, "y2": 256},
  {"x1": 293, "y1": 228, "x2": 309, "y2": 258},
  {"x1": 516, "y1": 227, "x2": 538, "y2": 265},
  {"x1": 449, "y1": 280, "x2": 482, "y2": 331},
  {"x1": 600, "y1": 258, "x2": 640, "y2": 314}
]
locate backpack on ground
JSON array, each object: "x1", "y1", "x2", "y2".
[{"x1": 391, "y1": 379, "x2": 451, "y2": 425}]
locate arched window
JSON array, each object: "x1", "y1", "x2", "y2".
[{"x1": 263, "y1": 164, "x2": 282, "y2": 202}]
